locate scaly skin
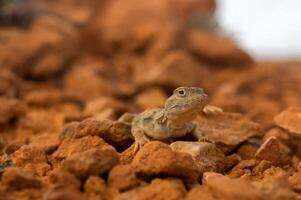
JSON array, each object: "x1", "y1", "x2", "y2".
[{"x1": 131, "y1": 86, "x2": 222, "y2": 152}]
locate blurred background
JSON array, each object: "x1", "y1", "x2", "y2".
[{"x1": 217, "y1": 0, "x2": 301, "y2": 59}]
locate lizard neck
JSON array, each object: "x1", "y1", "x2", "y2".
[{"x1": 163, "y1": 108, "x2": 197, "y2": 129}]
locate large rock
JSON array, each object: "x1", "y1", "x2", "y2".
[
  {"x1": 51, "y1": 136, "x2": 109, "y2": 164},
  {"x1": 186, "y1": 30, "x2": 253, "y2": 66},
  {"x1": 170, "y1": 141, "x2": 226, "y2": 173},
  {"x1": 132, "y1": 141, "x2": 200, "y2": 184},
  {"x1": 196, "y1": 112, "x2": 262, "y2": 153},
  {"x1": 62, "y1": 147, "x2": 119, "y2": 180},
  {"x1": 60, "y1": 118, "x2": 133, "y2": 151},
  {"x1": 114, "y1": 178, "x2": 186, "y2": 200}
]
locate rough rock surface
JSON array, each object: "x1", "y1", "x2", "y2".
[
  {"x1": 132, "y1": 142, "x2": 200, "y2": 184},
  {"x1": 170, "y1": 141, "x2": 226, "y2": 173},
  {"x1": 196, "y1": 113, "x2": 262, "y2": 153}
]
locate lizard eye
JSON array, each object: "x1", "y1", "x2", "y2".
[{"x1": 177, "y1": 89, "x2": 186, "y2": 97}]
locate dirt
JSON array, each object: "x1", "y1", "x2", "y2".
[{"x1": 0, "y1": 0, "x2": 301, "y2": 199}]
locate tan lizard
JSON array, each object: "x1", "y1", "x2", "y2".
[{"x1": 131, "y1": 86, "x2": 222, "y2": 152}]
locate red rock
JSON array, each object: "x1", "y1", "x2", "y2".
[
  {"x1": 196, "y1": 112, "x2": 262, "y2": 153},
  {"x1": 134, "y1": 50, "x2": 209, "y2": 88},
  {"x1": 84, "y1": 176, "x2": 106, "y2": 195},
  {"x1": 205, "y1": 175, "x2": 264, "y2": 200},
  {"x1": 47, "y1": 188, "x2": 85, "y2": 200},
  {"x1": 48, "y1": 168, "x2": 81, "y2": 189},
  {"x1": 114, "y1": 178, "x2": 186, "y2": 200},
  {"x1": 108, "y1": 164, "x2": 140, "y2": 191},
  {"x1": 60, "y1": 118, "x2": 133, "y2": 150},
  {"x1": 289, "y1": 172, "x2": 301, "y2": 192},
  {"x1": 0, "y1": 97, "x2": 25, "y2": 125},
  {"x1": 237, "y1": 142, "x2": 259, "y2": 160},
  {"x1": 185, "y1": 186, "x2": 216, "y2": 200},
  {"x1": 85, "y1": 97, "x2": 130, "y2": 121},
  {"x1": 274, "y1": 106, "x2": 301, "y2": 135},
  {"x1": 2, "y1": 167, "x2": 42, "y2": 190},
  {"x1": 132, "y1": 141, "x2": 200, "y2": 184},
  {"x1": 51, "y1": 136, "x2": 109, "y2": 164},
  {"x1": 62, "y1": 147, "x2": 119, "y2": 180},
  {"x1": 134, "y1": 87, "x2": 167, "y2": 109},
  {"x1": 11, "y1": 145, "x2": 50, "y2": 176},
  {"x1": 185, "y1": 30, "x2": 253, "y2": 66},
  {"x1": 263, "y1": 128, "x2": 290, "y2": 146},
  {"x1": 170, "y1": 141, "x2": 226, "y2": 173},
  {"x1": 255, "y1": 137, "x2": 290, "y2": 166},
  {"x1": 29, "y1": 133, "x2": 60, "y2": 154}
]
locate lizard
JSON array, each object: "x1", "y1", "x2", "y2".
[{"x1": 131, "y1": 86, "x2": 222, "y2": 152}]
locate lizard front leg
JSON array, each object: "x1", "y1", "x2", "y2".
[
  {"x1": 189, "y1": 123, "x2": 207, "y2": 141},
  {"x1": 132, "y1": 127, "x2": 151, "y2": 153}
]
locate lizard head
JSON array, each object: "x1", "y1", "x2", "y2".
[{"x1": 164, "y1": 87, "x2": 208, "y2": 124}]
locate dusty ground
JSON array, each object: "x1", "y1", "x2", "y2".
[{"x1": 0, "y1": 0, "x2": 301, "y2": 199}]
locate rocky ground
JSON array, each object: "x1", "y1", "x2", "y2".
[{"x1": 0, "y1": 0, "x2": 301, "y2": 199}]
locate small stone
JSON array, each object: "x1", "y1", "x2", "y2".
[
  {"x1": 185, "y1": 186, "x2": 216, "y2": 200},
  {"x1": 252, "y1": 160, "x2": 273, "y2": 175},
  {"x1": 170, "y1": 141, "x2": 226, "y2": 173},
  {"x1": 62, "y1": 147, "x2": 119, "y2": 180},
  {"x1": 132, "y1": 141, "x2": 200, "y2": 184},
  {"x1": 263, "y1": 128, "x2": 290, "y2": 146},
  {"x1": 274, "y1": 106, "x2": 301, "y2": 135},
  {"x1": 108, "y1": 164, "x2": 140, "y2": 191},
  {"x1": 255, "y1": 137, "x2": 290, "y2": 166},
  {"x1": 2, "y1": 167, "x2": 42, "y2": 190},
  {"x1": 237, "y1": 143, "x2": 259, "y2": 160},
  {"x1": 114, "y1": 178, "x2": 186, "y2": 200}
]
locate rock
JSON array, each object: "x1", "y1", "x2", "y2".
[
  {"x1": 229, "y1": 159, "x2": 257, "y2": 178},
  {"x1": 108, "y1": 164, "x2": 140, "y2": 191},
  {"x1": 47, "y1": 188, "x2": 85, "y2": 200},
  {"x1": 11, "y1": 145, "x2": 50, "y2": 176},
  {"x1": 170, "y1": 141, "x2": 226, "y2": 173},
  {"x1": 196, "y1": 112, "x2": 262, "y2": 153},
  {"x1": 0, "y1": 69, "x2": 22, "y2": 98},
  {"x1": 274, "y1": 106, "x2": 301, "y2": 135},
  {"x1": 60, "y1": 118, "x2": 133, "y2": 151},
  {"x1": 84, "y1": 176, "x2": 106, "y2": 195},
  {"x1": 263, "y1": 128, "x2": 290, "y2": 146},
  {"x1": 237, "y1": 142, "x2": 259, "y2": 160},
  {"x1": 205, "y1": 175, "x2": 264, "y2": 200},
  {"x1": 252, "y1": 160, "x2": 273, "y2": 175},
  {"x1": 2, "y1": 167, "x2": 42, "y2": 190},
  {"x1": 185, "y1": 30, "x2": 253, "y2": 66},
  {"x1": 132, "y1": 141, "x2": 200, "y2": 184},
  {"x1": 62, "y1": 147, "x2": 119, "y2": 180},
  {"x1": 255, "y1": 137, "x2": 290, "y2": 166},
  {"x1": 202, "y1": 172, "x2": 224, "y2": 185},
  {"x1": 85, "y1": 97, "x2": 131, "y2": 121},
  {"x1": 114, "y1": 178, "x2": 186, "y2": 200},
  {"x1": 0, "y1": 97, "x2": 25, "y2": 125},
  {"x1": 64, "y1": 64, "x2": 113, "y2": 101},
  {"x1": 29, "y1": 133, "x2": 60, "y2": 154},
  {"x1": 51, "y1": 136, "x2": 109, "y2": 164},
  {"x1": 48, "y1": 168, "x2": 81, "y2": 189},
  {"x1": 0, "y1": 17, "x2": 78, "y2": 79},
  {"x1": 289, "y1": 172, "x2": 301, "y2": 192},
  {"x1": 253, "y1": 170, "x2": 296, "y2": 200},
  {"x1": 120, "y1": 143, "x2": 137, "y2": 164},
  {"x1": 134, "y1": 87, "x2": 167, "y2": 109},
  {"x1": 185, "y1": 186, "x2": 216, "y2": 200},
  {"x1": 118, "y1": 113, "x2": 137, "y2": 124},
  {"x1": 134, "y1": 50, "x2": 209, "y2": 88}
]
